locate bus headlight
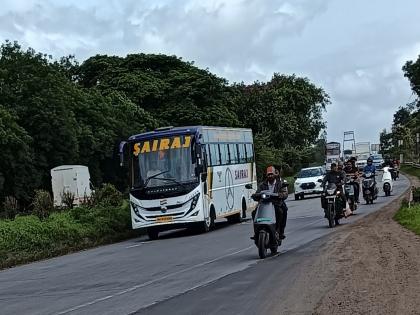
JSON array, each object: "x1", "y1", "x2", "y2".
[
  {"x1": 189, "y1": 193, "x2": 201, "y2": 211},
  {"x1": 131, "y1": 202, "x2": 142, "y2": 217}
]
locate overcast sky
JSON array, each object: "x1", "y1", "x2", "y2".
[{"x1": 1, "y1": 0, "x2": 420, "y2": 146}]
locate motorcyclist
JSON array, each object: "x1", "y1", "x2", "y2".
[
  {"x1": 363, "y1": 157, "x2": 377, "y2": 177},
  {"x1": 321, "y1": 162, "x2": 346, "y2": 214},
  {"x1": 344, "y1": 159, "x2": 360, "y2": 203},
  {"x1": 274, "y1": 168, "x2": 289, "y2": 239},
  {"x1": 252, "y1": 166, "x2": 288, "y2": 239}
]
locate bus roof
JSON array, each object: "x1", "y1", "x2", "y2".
[{"x1": 128, "y1": 126, "x2": 253, "y2": 143}]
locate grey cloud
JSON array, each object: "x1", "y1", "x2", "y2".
[{"x1": 0, "y1": 0, "x2": 419, "y2": 144}]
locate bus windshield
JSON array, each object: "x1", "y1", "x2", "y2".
[{"x1": 131, "y1": 135, "x2": 197, "y2": 189}]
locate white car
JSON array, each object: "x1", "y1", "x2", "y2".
[
  {"x1": 371, "y1": 154, "x2": 384, "y2": 170},
  {"x1": 294, "y1": 167, "x2": 325, "y2": 200}
]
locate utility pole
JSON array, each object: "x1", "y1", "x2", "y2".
[{"x1": 398, "y1": 139, "x2": 404, "y2": 164}]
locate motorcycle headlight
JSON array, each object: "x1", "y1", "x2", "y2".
[
  {"x1": 189, "y1": 193, "x2": 201, "y2": 211},
  {"x1": 261, "y1": 193, "x2": 267, "y2": 199}
]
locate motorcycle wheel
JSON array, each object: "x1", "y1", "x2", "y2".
[
  {"x1": 327, "y1": 203, "x2": 335, "y2": 228},
  {"x1": 258, "y1": 230, "x2": 268, "y2": 259}
]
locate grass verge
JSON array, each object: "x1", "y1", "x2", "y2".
[
  {"x1": 0, "y1": 202, "x2": 137, "y2": 269},
  {"x1": 394, "y1": 165, "x2": 420, "y2": 235}
]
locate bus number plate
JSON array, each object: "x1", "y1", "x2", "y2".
[{"x1": 156, "y1": 216, "x2": 173, "y2": 223}]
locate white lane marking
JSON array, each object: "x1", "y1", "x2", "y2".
[
  {"x1": 55, "y1": 245, "x2": 254, "y2": 315},
  {"x1": 125, "y1": 242, "x2": 149, "y2": 248},
  {"x1": 125, "y1": 244, "x2": 142, "y2": 248}
]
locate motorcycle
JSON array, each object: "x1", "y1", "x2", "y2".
[
  {"x1": 322, "y1": 183, "x2": 345, "y2": 228},
  {"x1": 382, "y1": 166, "x2": 393, "y2": 197},
  {"x1": 390, "y1": 167, "x2": 399, "y2": 181},
  {"x1": 250, "y1": 190, "x2": 284, "y2": 259},
  {"x1": 344, "y1": 175, "x2": 358, "y2": 212},
  {"x1": 362, "y1": 172, "x2": 378, "y2": 204}
]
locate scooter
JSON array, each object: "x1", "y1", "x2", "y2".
[
  {"x1": 344, "y1": 175, "x2": 358, "y2": 212},
  {"x1": 250, "y1": 190, "x2": 283, "y2": 259},
  {"x1": 390, "y1": 167, "x2": 399, "y2": 181},
  {"x1": 382, "y1": 166, "x2": 393, "y2": 197},
  {"x1": 322, "y1": 183, "x2": 345, "y2": 228},
  {"x1": 362, "y1": 172, "x2": 378, "y2": 204}
]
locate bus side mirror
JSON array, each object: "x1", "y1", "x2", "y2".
[
  {"x1": 119, "y1": 141, "x2": 127, "y2": 167},
  {"x1": 245, "y1": 184, "x2": 253, "y2": 189},
  {"x1": 201, "y1": 172, "x2": 207, "y2": 182}
]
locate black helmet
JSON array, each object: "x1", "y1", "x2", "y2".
[{"x1": 367, "y1": 157, "x2": 373, "y2": 163}]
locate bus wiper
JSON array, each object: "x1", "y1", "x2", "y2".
[
  {"x1": 152, "y1": 177, "x2": 187, "y2": 188},
  {"x1": 143, "y1": 170, "x2": 169, "y2": 188}
]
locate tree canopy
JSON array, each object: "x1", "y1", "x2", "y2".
[{"x1": 0, "y1": 40, "x2": 329, "y2": 210}]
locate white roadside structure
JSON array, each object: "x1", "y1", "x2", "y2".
[{"x1": 51, "y1": 165, "x2": 92, "y2": 206}]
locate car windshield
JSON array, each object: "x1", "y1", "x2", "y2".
[
  {"x1": 298, "y1": 168, "x2": 322, "y2": 178},
  {"x1": 131, "y1": 135, "x2": 197, "y2": 188}
]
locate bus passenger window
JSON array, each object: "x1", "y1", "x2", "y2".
[
  {"x1": 220, "y1": 144, "x2": 229, "y2": 165},
  {"x1": 229, "y1": 144, "x2": 238, "y2": 164}
]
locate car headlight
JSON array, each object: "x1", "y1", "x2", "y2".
[{"x1": 317, "y1": 179, "x2": 323, "y2": 183}]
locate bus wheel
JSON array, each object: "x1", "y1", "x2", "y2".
[
  {"x1": 147, "y1": 228, "x2": 159, "y2": 240},
  {"x1": 209, "y1": 207, "x2": 216, "y2": 230},
  {"x1": 242, "y1": 198, "x2": 247, "y2": 219}
]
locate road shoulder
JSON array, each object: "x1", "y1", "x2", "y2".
[{"x1": 307, "y1": 174, "x2": 420, "y2": 314}]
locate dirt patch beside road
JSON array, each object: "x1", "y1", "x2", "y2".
[{"x1": 312, "y1": 175, "x2": 420, "y2": 314}]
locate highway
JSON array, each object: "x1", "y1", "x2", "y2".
[{"x1": 0, "y1": 174, "x2": 409, "y2": 315}]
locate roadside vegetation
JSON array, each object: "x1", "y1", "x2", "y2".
[
  {"x1": 394, "y1": 166, "x2": 420, "y2": 235},
  {"x1": 0, "y1": 184, "x2": 136, "y2": 269}
]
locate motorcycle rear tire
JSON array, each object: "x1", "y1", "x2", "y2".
[{"x1": 258, "y1": 230, "x2": 268, "y2": 259}]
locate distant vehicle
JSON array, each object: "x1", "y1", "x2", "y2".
[
  {"x1": 119, "y1": 126, "x2": 257, "y2": 240},
  {"x1": 294, "y1": 166, "x2": 325, "y2": 200},
  {"x1": 356, "y1": 153, "x2": 370, "y2": 170},
  {"x1": 325, "y1": 142, "x2": 341, "y2": 170},
  {"x1": 370, "y1": 154, "x2": 384, "y2": 169},
  {"x1": 51, "y1": 165, "x2": 92, "y2": 207},
  {"x1": 343, "y1": 149, "x2": 354, "y2": 161}
]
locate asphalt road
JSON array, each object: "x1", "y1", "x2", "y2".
[{"x1": 0, "y1": 174, "x2": 410, "y2": 315}]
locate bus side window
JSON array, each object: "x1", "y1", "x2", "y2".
[
  {"x1": 220, "y1": 144, "x2": 229, "y2": 165},
  {"x1": 245, "y1": 143, "x2": 254, "y2": 162},
  {"x1": 206, "y1": 144, "x2": 212, "y2": 166},
  {"x1": 229, "y1": 144, "x2": 238, "y2": 164},
  {"x1": 238, "y1": 144, "x2": 246, "y2": 164},
  {"x1": 210, "y1": 144, "x2": 221, "y2": 166}
]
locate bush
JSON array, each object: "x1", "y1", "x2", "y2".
[
  {"x1": 89, "y1": 183, "x2": 123, "y2": 208},
  {"x1": 2, "y1": 196, "x2": 19, "y2": 219},
  {"x1": 32, "y1": 190, "x2": 53, "y2": 220},
  {"x1": 0, "y1": 201, "x2": 134, "y2": 269},
  {"x1": 61, "y1": 191, "x2": 75, "y2": 209}
]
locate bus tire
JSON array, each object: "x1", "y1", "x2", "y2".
[
  {"x1": 242, "y1": 198, "x2": 247, "y2": 219},
  {"x1": 209, "y1": 207, "x2": 216, "y2": 230}
]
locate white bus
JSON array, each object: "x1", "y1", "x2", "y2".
[{"x1": 120, "y1": 126, "x2": 258, "y2": 240}]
